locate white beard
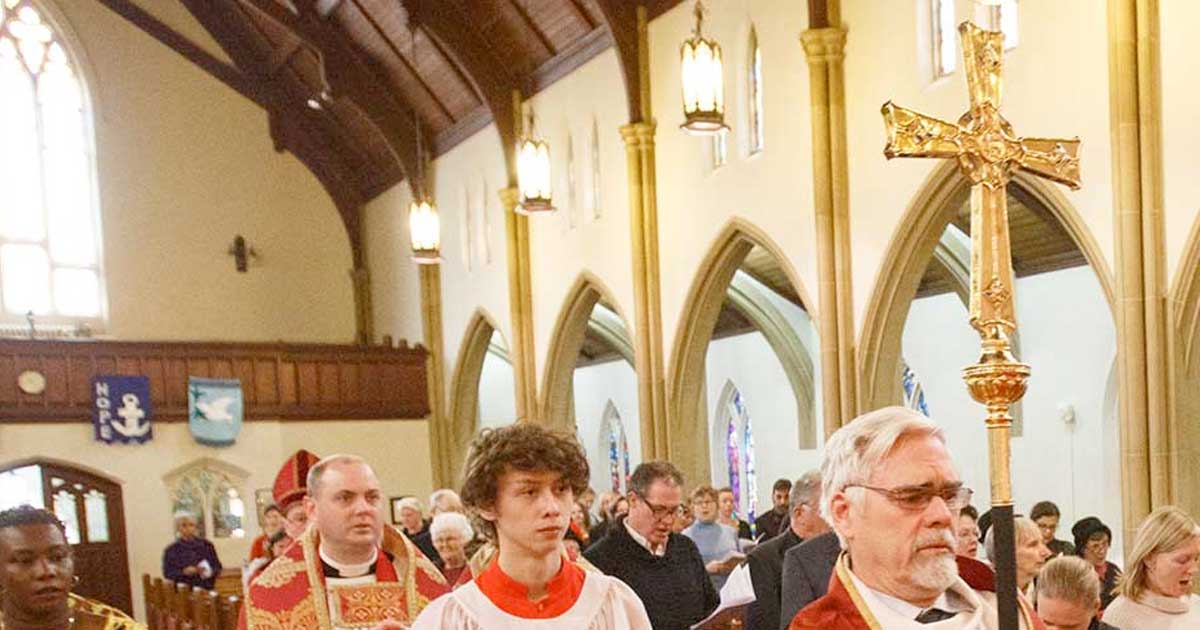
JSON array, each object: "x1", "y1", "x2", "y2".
[{"x1": 911, "y1": 550, "x2": 958, "y2": 592}]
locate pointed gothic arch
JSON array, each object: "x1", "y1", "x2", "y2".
[
  {"x1": 445, "y1": 309, "x2": 509, "y2": 485},
  {"x1": 1166, "y1": 216, "x2": 1200, "y2": 514},
  {"x1": 666, "y1": 218, "x2": 819, "y2": 484},
  {"x1": 540, "y1": 272, "x2": 635, "y2": 434},
  {"x1": 857, "y1": 161, "x2": 1117, "y2": 412}
]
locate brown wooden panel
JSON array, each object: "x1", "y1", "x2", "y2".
[
  {"x1": 0, "y1": 339, "x2": 428, "y2": 422},
  {"x1": 296, "y1": 362, "x2": 319, "y2": 405},
  {"x1": 278, "y1": 360, "x2": 297, "y2": 405},
  {"x1": 319, "y1": 362, "x2": 340, "y2": 404}
]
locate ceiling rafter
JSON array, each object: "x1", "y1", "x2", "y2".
[
  {"x1": 591, "y1": 0, "x2": 643, "y2": 122},
  {"x1": 266, "y1": 38, "x2": 305, "y2": 76},
  {"x1": 346, "y1": 0, "x2": 455, "y2": 124},
  {"x1": 504, "y1": 0, "x2": 557, "y2": 57},
  {"x1": 96, "y1": 0, "x2": 269, "y2": 109},
  {"x1": 237, "y1": 0, "x2": 426, "y2": 196},
  {"x1": 177, "y1": 0, "x2": 367, "y2": 264},
  {"x1": 564, "y1": 0, "x2": 597, "y2": 29},
  {"x1": 403, "y1": 0, "x2": 521, "y2": 179}
]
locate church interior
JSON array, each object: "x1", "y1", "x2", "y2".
[{"x1": 0, "y1": 0, "x2": 1196, "y2": 623}]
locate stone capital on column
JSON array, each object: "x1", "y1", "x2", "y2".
[
  {"x1": 800, "y1": 27, "x2": 847, "y2": 62},
  {"x1": 498, "y1": 186, "x2": 520, "y2": 210}
]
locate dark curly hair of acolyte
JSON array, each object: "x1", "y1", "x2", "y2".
[
  {"x1": 0, "y1": 505, "x2": 65, "y2": 533},
  {"x1": 459, "y1": 423, "x2": 590, "y2": 541}
]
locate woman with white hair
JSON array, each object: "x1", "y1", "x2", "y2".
[
  {"x1": 1102, "y1": 505, "x2": 1200, "y2": 628},
  {"x1": 430, "y1": 511, "x2": 475, "y2": 589},
  {"x1": 984, "y1": 516, "x2": 1051, "y2": 597},
  {"x1": 396, "y1": 496, "x2": 440, "y2": 563}
]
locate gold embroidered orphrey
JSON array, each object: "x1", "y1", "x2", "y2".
[{"x1": 881, "y1": 20, "x2": 1081, "y2": 630}]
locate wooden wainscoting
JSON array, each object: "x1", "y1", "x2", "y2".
[{"x1": 0, "y1": 339, "x2": 429, "y2": 422}]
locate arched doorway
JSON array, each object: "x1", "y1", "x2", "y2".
[
  {"x1": 667, "y1": 219, "x2": 821, "y2": 495},
  {"x1": 864, "y1": 162, "x2": 1120, "y2": 550},
  {"x1": 0, "y1": 459, "x2": 131, "y2": 613}
]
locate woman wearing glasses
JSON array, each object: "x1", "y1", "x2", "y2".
[{"x1": 1072, "y1": 516, "x2": 1122, "y2": 611}]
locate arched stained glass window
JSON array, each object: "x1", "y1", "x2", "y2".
[
  {"x1": 901, "y1": 362, "x2": 930, "y2": 417},
  {"x1": 723, "y1": 385, "x2": 758, "y2": 531},
  {"x1": 601, "y1": 401, "x2": 631, "y2": 493},
  {"x1": 0, "y1": 1, "x2": 105, "y2": 324},
  {"x1": 747, "y1": 25, "x2": 764, "y2": 154}
]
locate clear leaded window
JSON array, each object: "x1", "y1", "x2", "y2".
[
  {"x1": 0, "y1": 0, "x2": 105, "y2": 325},
  {"x1": 747, "y1": 26, "x2": 763, "y2": 154},
  {"x1": 169, "y1": 464, "x2": 246, "y2": 539}
]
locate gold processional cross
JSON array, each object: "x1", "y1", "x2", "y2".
[{"x1": 881, "y1": 22, "x2": 1081, "y2": 630}]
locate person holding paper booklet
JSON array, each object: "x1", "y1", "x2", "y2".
[
  {"x1": 411, "y1": 423, "x2": 652, "y2": 630},
  {"x1": 161, "y1": 512, "x2": 221, "y2": 591},
  {"x1": 683, "y1": 485, "x2": 743, "y2": 592}
]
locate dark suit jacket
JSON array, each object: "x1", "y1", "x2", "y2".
[
  {"x1": 778, "y1": 531, "x2": 840, "y2": 630},
  {"x1": 745, "y1": 528, "x2": 803, "y2": 630}
]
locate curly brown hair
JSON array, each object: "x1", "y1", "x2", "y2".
[{"x1": 459, "y1": 423, "x2": 590, "y2": 541}]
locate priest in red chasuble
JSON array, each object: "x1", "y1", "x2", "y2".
[
  {"x1": 242, "y1": 454, "x2": 447, "y2": 630},
  {"x1": 411, "y1": 423, "x2": 651, "y2": 629},
  {"x1": 789, "y1": 407, "x2": 1044, "y2": 630}
]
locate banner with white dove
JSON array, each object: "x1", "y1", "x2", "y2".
[
  {"x1": 93, "y1": 375, "x2": 153, "y2": 444},
  {"x1": 188, "y1": 377, "x2": 243, "y2": 446}
]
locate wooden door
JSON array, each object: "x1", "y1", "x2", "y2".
[{"x1": 17, "y1": 462, "x2": 133, "y2": 614}]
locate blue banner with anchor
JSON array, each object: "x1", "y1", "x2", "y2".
[{"x1": 93, "y1": 375, "x2": 153, "y2": 444}]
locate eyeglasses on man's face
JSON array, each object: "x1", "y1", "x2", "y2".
[
  {"x1": 845, "y1": 482, "x2": 973, "y2": 512},
  {"x1": 633, "y1": 492, "x2": 684, "y2": 521}
]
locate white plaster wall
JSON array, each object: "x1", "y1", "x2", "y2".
[
  {"x1": 0, "y1": 419, "x2": 433, "y2": 621},
  {"x1": 572, "y1": 360, "x2": 643, "y2": 494},
  {"x1": 362, "y1": 184, "x2": 424, "y2": 347},
  {"x1": 478, "y1": 347, "x2": 517, "y2": 429},
  {"x1": 649, "y1": 0, "x2": 820, "y2": 367},
  {"x1": 1160, "y1": 0, "x2": 1200, "y2": 283},
  {"x1": 704, "y1": 332, "x2": 823, "y2": 512},
  {"x1": 60, "y1": 0, "x2": 356, "y2": 343},
  {"x1": 525, "y1": 50, "x2": 639, "y2": 387},
  {"x1": 844, "y1": 0, "x2": 1115, "y2": 330},
  {"x1": 901, "y1": 266, "x2": 1122, "y2": 558}
]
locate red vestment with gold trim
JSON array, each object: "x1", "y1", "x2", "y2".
[{"x1": 241, "y1": 525, "x2": 448, "y2": 630}]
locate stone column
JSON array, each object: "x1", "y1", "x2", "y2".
[
  {"x1": 500, "y1": 186, "x2": 539, "y2": 422},
  {"x1": 1107, "y1": 0, "x2": 1169, "y2": 547},
  {"x1": 621, "y1": 121, "x2": 669, "y2": 460},
  {"x1": 418, "y1": 263, "x2": 452, "y2": 487},
  {"x1": 802, "y1": 23, "x2": 856, "y2": 436}
]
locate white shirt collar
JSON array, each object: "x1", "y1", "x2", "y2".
[
  {"x1": 624, "y1": 519, "x2": 666, "y2": 557},
  {"x1": 846, "y1": 563, "x2": 973, "y2": 621},
  {"x1": 319, "y1": 543, "x2": 378, "y2": 578}
]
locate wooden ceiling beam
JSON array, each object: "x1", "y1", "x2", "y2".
[
  {"x1": 236, "y1": 0, "x2": 426, "y2": 196},
  {"x1": 96, "y1": 0, "x2": 269, "y2": 109},
  {"x1": 179, "y1": 0, "x2": 367, "y2": 263},
  {"x1": 591, "y1": 0, "x2": 642, "y2": 122},
  {"x1": 266, "y1": 38, "x2": 305, "y2": 76},
  {"x1": 504, "y1": 0, "x2": 557, "y2": 57},
  {"x1": 565, "y1": 0, "x2": 597, "y2": 29},
  {"x1": 404, "y1": 0, "x2": 520, "y2": 178}
]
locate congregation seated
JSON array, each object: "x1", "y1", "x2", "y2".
[
  {"x1": 429, "y1": 511, "x2": 474, "y2": 589},
  {"x1": 984, "y1": 516, "x2": 1051, "y2": 598},
  {"x1": 0, "y1": 505, "x2": 145, "y2": 630},
  {"x1": 1101, "y1": 506, "x2": 1200, "y2": 629}
]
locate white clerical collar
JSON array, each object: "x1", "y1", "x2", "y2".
[
  {"x1": 846, "y1": 564, "x2": 971, "y2": 621},
  {"x1": 624, "y1": 519, "x2": 666, "y2": 557},
  {"x1": 319, "y1": 544, "x2": 378, "y2": 578}
]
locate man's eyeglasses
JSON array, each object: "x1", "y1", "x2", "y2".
[
  {"x1": 633, "y1": 492, "x2": 684, "y2": 521},
  {"x1": 845, "y1": 483, "x2": 973, "y2": 512}
]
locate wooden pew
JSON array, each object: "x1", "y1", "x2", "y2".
[{"x1": 141, "y1": 575, "x2": 241, "y2": 630}]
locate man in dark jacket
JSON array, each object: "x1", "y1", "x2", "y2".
[
  {"x1": 777, "y1": 530, "x2": 841, "y2": 629},
  {"x1": 753, "y1": 478, "x2": 793, "y2": 540},
  {"x1": 585, "y1": 461, "x2": 718, "y2": 630},
  {"x1": 162, "y1": 513, "x2": 222, "y2": 590},
  {"x1": 745, "y1": 470, "x2": 830, "y2": 630}
]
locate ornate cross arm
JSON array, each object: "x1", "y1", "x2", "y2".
[
  {"x1": 1018, "y1": 137, "x2": 1082, "y2": 190},
  {"x1": 882, "y1": 102, "x2": 962, "y2": 159},
  {"x1": 960, "y1": 23, "x2": 1004, "y2": 113}
]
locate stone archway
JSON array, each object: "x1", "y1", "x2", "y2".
[
  {"x1": 666, "y1": 218, "x2": 819, "y2": 485},
  {"x1": 444, "y1": 310, "x2": 508, "y2": 486},
  {"x1": 857, "y1": 161, "x2": 1116, "y2": 413},
  {"x1": 539, "y1": 273, "x2": 635, "y2": 434}
]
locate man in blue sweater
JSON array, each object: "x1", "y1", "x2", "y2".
[{"x1": 585, "y1": 461, "x2": 719, "y2": 630}]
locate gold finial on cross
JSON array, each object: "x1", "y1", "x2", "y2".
[{"x1": 879, "y1": 22, "x2": 1083, "y2": 630}]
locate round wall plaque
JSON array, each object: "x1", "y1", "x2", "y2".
[{"x1": 18, "y1": 370, "x2": 46, "y2": 395}]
